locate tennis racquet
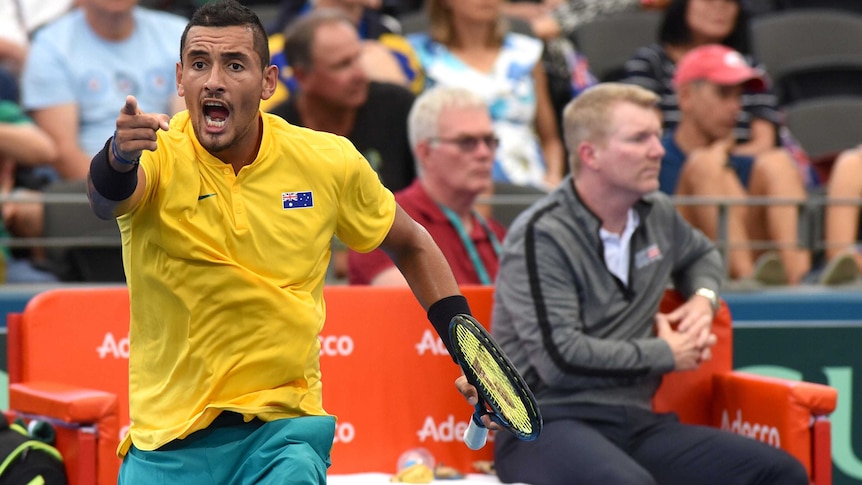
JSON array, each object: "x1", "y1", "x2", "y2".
[{"x1": 449, "y1": 314, "x2": 542, "y2": 450}]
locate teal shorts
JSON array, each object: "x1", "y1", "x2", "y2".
[{"x1": 119, "y1": 413, "x2": 336, "y2": 485}]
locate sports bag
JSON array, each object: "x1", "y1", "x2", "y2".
[{"x1": 0, "y1": 416, "x2": 66, "y2": 485}]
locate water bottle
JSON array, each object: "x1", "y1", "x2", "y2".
[{"x1": 396, "y1": 447, "x2": 435, "y2": 473}]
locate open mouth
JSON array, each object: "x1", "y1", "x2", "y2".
[{"x1": 203, "y1": 101, "x2": 230, "y2": 129}]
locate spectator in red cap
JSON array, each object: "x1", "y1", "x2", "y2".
[
  {"x1": 661, "y1": 44, "x2": 810, "y2": 286},
  {"x1": 622, "y1": 0, "x2": 780, "y2": 158}
]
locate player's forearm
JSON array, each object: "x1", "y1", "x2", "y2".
[
  {"x1": 382, "y1": 207, "x2": 462, "y2": 308},
  {"x1": 395, "y1": 240, "x2": 462, "y2": 311}
]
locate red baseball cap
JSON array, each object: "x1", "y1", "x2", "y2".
[{"x1": 672, "y1": 44, "x2": 766, "y2": 92}]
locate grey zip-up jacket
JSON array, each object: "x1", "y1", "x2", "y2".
[{"x1": 492, "y1": 178, "x2": 723, "y2": 411}]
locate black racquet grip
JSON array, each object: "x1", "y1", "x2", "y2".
[{"x1": 427, "y1": 295, "x2": 472, "y2": 362}]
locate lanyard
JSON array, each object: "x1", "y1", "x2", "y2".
[{"x1": 438, "y1": 204, "x2": 503, "y2": 285}]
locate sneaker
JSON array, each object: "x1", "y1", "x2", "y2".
[
  {"x1": 722, "y1": 276, "x2": 763, "y2": 292},
  {"x1": 752, "y1": 251, "x2": 787, "y2": 286},
  {"x1": 819, "y1": 253, "x2": 859, "y2": 286}
]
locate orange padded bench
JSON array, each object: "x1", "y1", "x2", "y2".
[{"x1": 6, "y1": 286, "x2": 837, "y2": 484}]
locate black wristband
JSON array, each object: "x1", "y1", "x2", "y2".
[
  {"x1": 427, "y1": 295, "x2": 472, "y2": 362},
  {"x1": 90, "y1": 136, "x2": 139, "y2": 201}
]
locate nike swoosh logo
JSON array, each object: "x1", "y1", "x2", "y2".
[{"x1": 198, "y1": 193, "x2": 216, "y2": 200}]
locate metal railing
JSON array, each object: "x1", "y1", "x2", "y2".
[
  {"x1": 2, "y1": 190, "x2": 862, "y2": 257},
  {"x1": 0, "y1": 192, "x2": 120, "y2": 249},
  {"x1": 480, "y1": 192, "x2": 862, "y2": 257}
]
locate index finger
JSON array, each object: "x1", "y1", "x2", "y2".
[{"x1": 121, "y1": 95, "x2": 141, "y2": 116}]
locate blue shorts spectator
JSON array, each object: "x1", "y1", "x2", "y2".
[
  {"x1": 0, "y1": 66, "x2": 19, "y2": 102},
  {"x1": 660, "y1": 132, "x2": 753, "y2": 194}
]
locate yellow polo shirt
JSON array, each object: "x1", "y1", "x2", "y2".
[{"x1": 117, "y1": 111, "x2": 395, "y2": 455}]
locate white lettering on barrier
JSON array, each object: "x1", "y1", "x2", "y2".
[
  {"x1": 416, "y1": 415, "x2": 475, "y2": 443},
  {"x1": 720, "y1": 409, "x2": 781, "y2": 447},
  {"x1": 319, "y1": 335, "x2": 354, "y2": 357},
  {"x1": 97, "y1": 332, "x2": 130, "y2": 359},
  {"x1": 333, "y1": 422, "x2": 355, "y2": 443},
  {"x1": 415, "y1": 330, "x2": 448, "y2": 356}
]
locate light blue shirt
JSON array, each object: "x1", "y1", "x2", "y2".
[
  {"x1": 21, "y1": 7, "x2": 187, "y2": 159},
  {"x1": 599, "y1": 208, "x2": 640, "y2": 286}
]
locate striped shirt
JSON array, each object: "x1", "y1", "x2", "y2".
[{"x1": 622, "y1": 43, "x2": 782, "y2": 143}]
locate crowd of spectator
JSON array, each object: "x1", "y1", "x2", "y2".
[{"x1": 0, "y1": 0, "x2": 859, "y2": 287}]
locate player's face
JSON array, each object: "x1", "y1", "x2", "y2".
[
  {"x1": 177, "y1": 25, "x2": 277, "y2": 160},
  {"x1": 422, "y1": 107, "x2": 495, "y2": 197},
  {"x1": 301, "y1": 22, "x2": 369, "y2": 109},
  {"x1": 592, "y1": 102, "x2": 664, "y2": 197},
  {"x1": 687, "y1": 0, "x2": 739, "y2": 43}
]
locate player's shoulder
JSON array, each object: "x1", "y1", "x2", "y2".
[
  {"x1": 154, "y1": 111, "x2": 194, "y2": 155},
  {"x1": 263, "y1": 113, "x2": 357, "y2": 157}
]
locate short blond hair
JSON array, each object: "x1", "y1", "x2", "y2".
[{"x1": 562, "y1": 83, "x2": 660, "y2": 175}]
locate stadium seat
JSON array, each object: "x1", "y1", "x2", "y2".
[
  {"x1": 488, "y1": 182, "x2": 547, "y2": 228},
  {"x1": 41, "y1": 180, "x2": 125, "y2": 283},
  {"x1": 743, "y1": 0, "x2": 780, "y2": 18},
  {"x1": 772, "y1": 0, "x2": 862, "y2": 13},
  {"x1": 6, "y1": 287, "x2": 837, "y2": 483},
  {"x1": 750, "y1": 9, "x2": 862, "y2": 105},
  {"x1": 653, "y1": 290, "x2": 837, "y2": 485},
  {"x1": 784, "y1": 96, "x2": 862, "y2": 165},
  {"x1": 571, "y1": 9, "x2": 663, "y2": 82},
  {"x1": 6, "y1": 287, "x2": 128, "y2": 485}
]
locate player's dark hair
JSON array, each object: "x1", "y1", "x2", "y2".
[
  {"x1": 659, "y1": 0, "x2": 751, "y2": 54},
  {"x1": 180, "y1": 0, "x2": 270, "y2": 71}
]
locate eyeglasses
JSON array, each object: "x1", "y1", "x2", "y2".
[{"x1": 430, "y1": 135, "x2": 500, "y2": 153}]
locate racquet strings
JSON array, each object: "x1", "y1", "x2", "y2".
[{"x1": 451, "y1": 323, "x2": 535, "y2": 438}]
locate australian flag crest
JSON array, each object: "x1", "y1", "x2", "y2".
[{"x1": 282, "y1": 191, "x2": 313, "y2": 209}]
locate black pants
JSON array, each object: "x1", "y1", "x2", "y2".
[{"x1": 494, "y1": 404, "x2": 808, "y2": 485}]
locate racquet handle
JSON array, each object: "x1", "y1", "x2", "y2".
[{"x1": 463, "y1": 412, "x2": 489, "y2": 450}]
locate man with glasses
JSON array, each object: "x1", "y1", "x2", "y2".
[{"x1": 348, "y1": 85, "x2": 507, "y2": 286}]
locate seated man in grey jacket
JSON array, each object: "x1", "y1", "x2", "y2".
[{"x1": 490, "y1": 82, "x2": 808, "y2": 485}]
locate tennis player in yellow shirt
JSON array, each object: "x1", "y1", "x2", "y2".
[{"x1": 86, "y1": 1, "x2": 483, "y2": 482}]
